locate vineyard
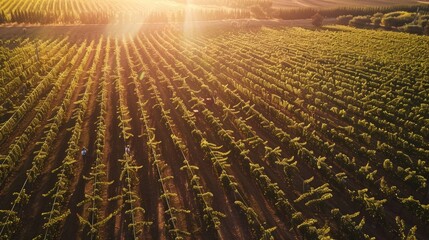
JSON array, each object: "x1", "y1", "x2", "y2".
[
  {"x1": 0, "y1": 0, "x2": 426, "y2": 24},
  {"x1": 0, "y1": 25, "x2": 428, "y2": 240},
  {"x1": 0, "y1": 0, "x2": 255, "y2": 24}
]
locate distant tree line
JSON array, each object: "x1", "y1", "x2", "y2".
[
  {"x1": 337, "y1": 10, "x2": 429, "y2": 35},
  {"x1": 273, "y1": 4, "x2": 429, "y2": 20}
]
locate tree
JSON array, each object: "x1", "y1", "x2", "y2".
[
  {"x1": 371, "y1": 12, "x2": 384, "y2": 27},
  {"x1": 337, "y1": 15, "x2": 353, "y2": 25},
  {"x1": 349, "y1": 16, "x2": 371, "y2": 27},
  {"x1": 401, "y1": 24, "x2": 423, "y2": 34},
  {"x1": 424, "y1": 24, "x2": 429, "y2": 35},
  {"x1": 312, "y1": 13, "x2": 324, "y2": 27},
  {"x1": 382, "y1": 12, "x2": 415, "y2": 28},
  {"x1": 0, "y1": 11, "x2": 7, "y2": 24}
]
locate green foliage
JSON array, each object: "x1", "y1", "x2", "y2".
[
  {"x1": 295, "y1": 183, "x2": 333, "y2": 210},
  {"x1": 370, "y1": 12, "x2": 384, "y2": 26},
  {"x1": 395, "y1": 216, "x2": 417, "y2": 240},
  {"x1": 337, "y1": 15, "x2": 353, "y2": 25},
  {"x1": 399, "y1": 196, "x2": 429, "y2": 224},
  {"x1": 349, "y1": 189, "x2": 386, "y2": 221},
  {"x1": 400, "y1": 24, "x2": 423, "y2": 34},
  {"x1": 382, "y1": 11, "x2": 415, "y2": 27},
  {"x1": 378, "y1": 177, "x2": 399, "y2": 197},
  {"x1": 311, "y1": 13, "x2": 324, "y2": 27},
  {"x1": 349, "y1": 16, "x2": 371, "y2": 27},
  {"x1": 331, "y1": 208, "x2": 366, "y2": 239},
  {"x1": 275, "y1": 5, "x2": 429, "y2": 20},
  {"x1": 1, "y1": 17, "x2": 429, "y2": 240}
]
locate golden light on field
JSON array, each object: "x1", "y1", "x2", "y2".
[
  {"x1": 98, "y1": 0, "x2": 198, "y2": 36},
  {"x1": 100, "y1": 0, "x2": 161, "y2": 36},
  {"x1": 183, "y1": 0, "x2": 197, "y2": 37}
]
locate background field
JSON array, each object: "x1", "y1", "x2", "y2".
[
  {"x1": 0, "y1": 23, "x2": 428, "y2": 239},
  {"x1": 0, "y1": 0, "x2": 426, "y2": 24},
  {"x1": 272, "y1": 0, "x2": 420, "y2": 8},
  {"x1": 0, "y1": 0, "x2": 420, "y2": 11}
]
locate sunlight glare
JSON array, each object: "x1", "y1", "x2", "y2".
[
  {"x1": 102, "y1": 0, "x2": 178, "y2": 36},
  {"x1": 183, "y1": 0, "x2": 196, "y2": 37}
]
